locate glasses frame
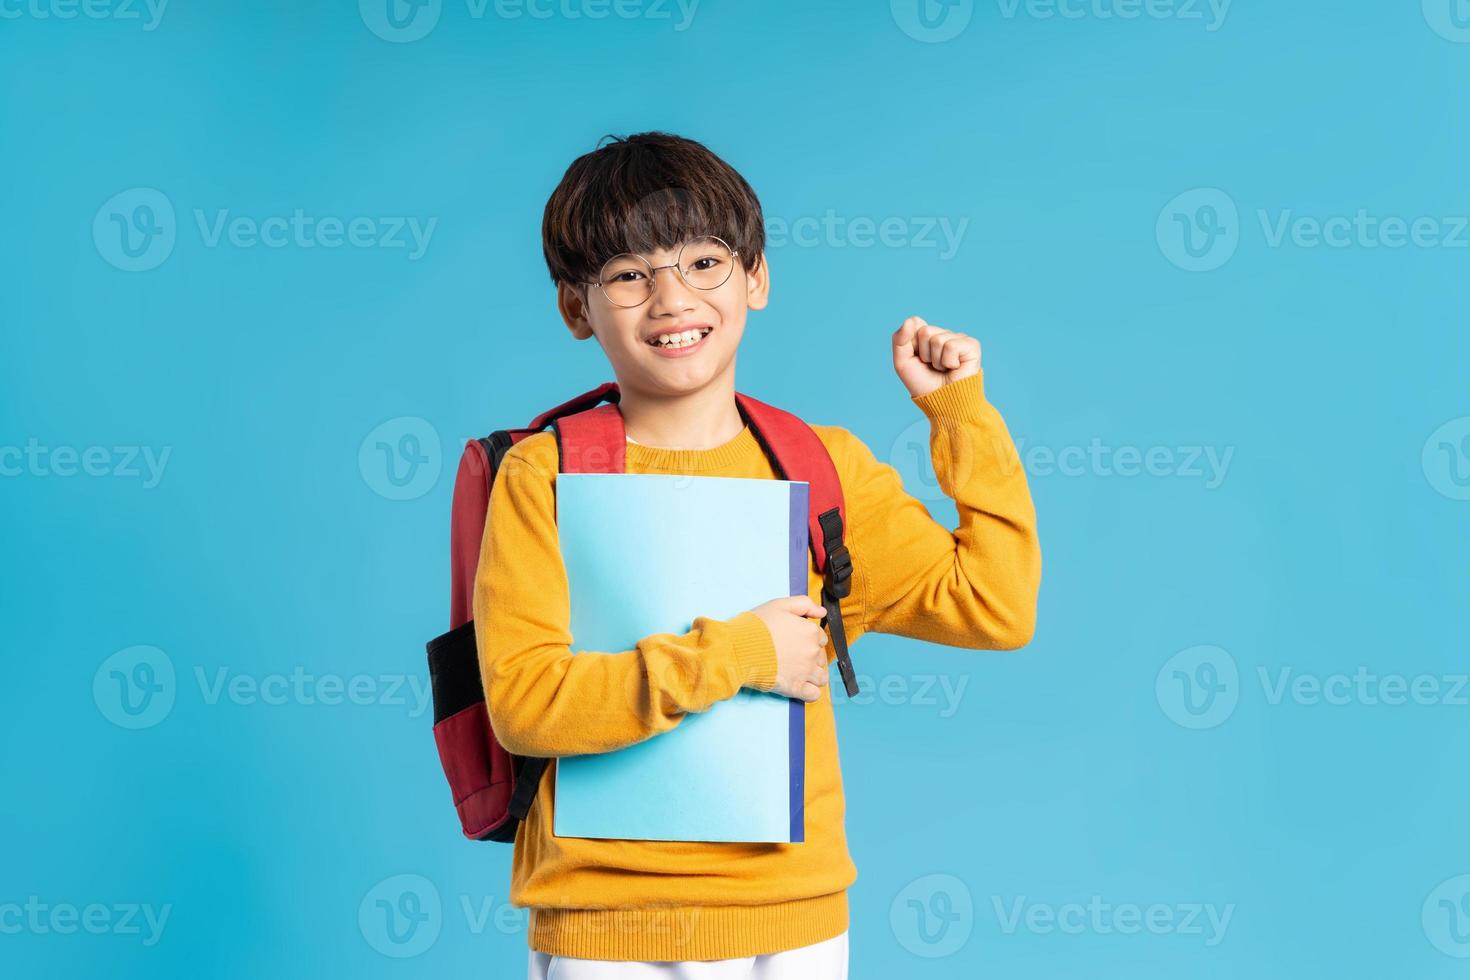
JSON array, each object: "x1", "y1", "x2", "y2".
[{"x1": 579, "y1": 235, "x2": 741, "y2": 309}]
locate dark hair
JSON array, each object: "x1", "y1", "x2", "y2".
[{"x1": 541, "y1": 131, "x2": 765, "y2": 287}]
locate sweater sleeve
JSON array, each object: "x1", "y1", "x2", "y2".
[
  {"x1": 472, "y1": 447, "x2": 780, "y2": 759},
  {"x1": 841, "y1": 370, "x2": 1041, "y2": 650}
]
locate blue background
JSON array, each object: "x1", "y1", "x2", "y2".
[{"x1": 3, "y1": 1, "x2": 1468, "y2": 977}]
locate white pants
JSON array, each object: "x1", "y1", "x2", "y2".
[{"x1": 527, "y1": 930, "x2": 848, "y2": 979}]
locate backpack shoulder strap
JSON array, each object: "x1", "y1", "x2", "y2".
[
  {"x1": 448, "y1": 438, "x2": 494, "y2": 630},
  {"x1": 551, "y1": 402, "x2": 627, "y2": 475},
  {"x1": 448, "y1": 383, "x2": 625, "y2": 629},
  {"x1": 528, "y1": 381, "x2": 621, "y2": 431},
  {"x1": 734, "y1": 392, "x2": 859, "y2": 697}
]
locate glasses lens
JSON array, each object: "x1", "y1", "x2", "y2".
[
  {"x1": 598, "y1": 253, "x2": 653, "y2": 307},
  {"x1": 679, "y1": 237, "x2": 735, "y2": 291}
]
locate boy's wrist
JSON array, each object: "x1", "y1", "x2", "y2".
[
  {"x1": 727, "y1": 610, "x2": 779, "y2": 691},
  {"x1": 912, "y1": 369, "x2": 987, "y2": 423}
]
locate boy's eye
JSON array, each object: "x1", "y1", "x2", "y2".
[
  {"x1": 606, "y1": 269, "x2": 647, "y2": 284},
  {"x1": 687, "y1": 256, "x2": 722, "y2": 272}
]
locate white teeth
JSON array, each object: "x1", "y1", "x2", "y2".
[{"x1": 650, "y1": 328, "x2": 710, "y2": 348}]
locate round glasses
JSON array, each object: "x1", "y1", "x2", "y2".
[{"x1": 581, "y1": 236, "x2": 740, "y2": 309}]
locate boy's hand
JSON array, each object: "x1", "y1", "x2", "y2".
[
  {"x1": 893, "y1": 315, "x2": 982, "y2": 399},
  {"x1": 747, "y1": 595, "x2": 830, "y2": 703}
]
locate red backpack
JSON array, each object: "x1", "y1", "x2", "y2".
[{"x1": 425, "y1": 382, "x2": 860, "y2": 842}]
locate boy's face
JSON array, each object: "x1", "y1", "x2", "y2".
[{"x1": 557, "y1": 242, "x2": 770, "y2": 399}]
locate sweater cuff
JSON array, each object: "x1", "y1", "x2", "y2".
[
  {"x1": 726, "y1": 611, "x2": 778, "y2": 692},
  {"x1": 912, "y1": 369, "x2": 987, "y2": 423}
]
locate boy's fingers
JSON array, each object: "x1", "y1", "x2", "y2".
[
  {"x1": 893, "y1": 315, "x2": 927, "y2": 348},
  {"x1": 923, "y1": 328, "x2": 951, "y2": 366},
  {"x1": 893, "y1": 316, "x2": 927, "y2": 366},
  {"x1": 784, "y1": 594, "x2": 825, "y2": 618}
]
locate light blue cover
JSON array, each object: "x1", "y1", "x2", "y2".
[{"x1": 553, "y1": 472, "x2": 808, "y2": 843}]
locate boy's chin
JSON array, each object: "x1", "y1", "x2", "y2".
[{"x1": 631, "y1": 360, "x2": 729, "y2": 394}]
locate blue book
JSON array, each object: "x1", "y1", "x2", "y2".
[{"x1": 552, "y1": 472, "x2": 808, "y2": 843}]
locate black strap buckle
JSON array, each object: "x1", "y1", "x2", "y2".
[
  {"x1": 815, "y1": 508, "x2": 860, "y2": 696},
  {"x1": 825, "y1": 543, "x2": 853, "y2": 600}
]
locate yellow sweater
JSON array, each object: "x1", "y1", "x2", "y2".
[{"x1": 473, "y1": 370, "x2": 1040, "y2": 961}]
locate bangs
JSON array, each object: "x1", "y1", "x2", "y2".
[{"x1": 543, "y1": 132, "x2": 765, "y2": 286}]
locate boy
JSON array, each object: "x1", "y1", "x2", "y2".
[{"x1": 473, "y1": 132, "x2": 1041, "y2": 978}]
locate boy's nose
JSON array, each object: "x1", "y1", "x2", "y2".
[{"x1": 646, "y1": 265, "x2": 699, "y2": 314}]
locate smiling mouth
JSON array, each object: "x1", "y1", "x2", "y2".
[{"x1": 646, "y1": 326, "x2": 714, "y2": 349}]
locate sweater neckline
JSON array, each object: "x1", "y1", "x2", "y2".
[{"x1": 622, "y1": 424, "x2": 764, "y2": 473}]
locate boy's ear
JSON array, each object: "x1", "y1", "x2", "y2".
[
  {"x1": 557, "y1": 281, "x2": 595, "y2": 340},
  {"x1": 745, "y1": 251, "x2": 770, "y2": 311}
]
